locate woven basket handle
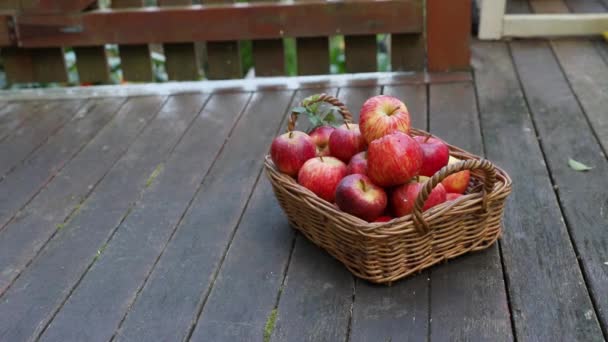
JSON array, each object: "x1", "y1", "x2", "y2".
[
  {"x1": 287, "y1": 94, "x2": 354, "y2": 132},
  {"x1": 412, "y1": 159, "x2": 497, "y2": 236}
]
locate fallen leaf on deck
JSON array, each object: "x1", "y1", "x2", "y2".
[{"x1": 568, "y1": 158, "x2": 593, "y2": 172}]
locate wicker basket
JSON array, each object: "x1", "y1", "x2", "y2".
[{"x1": 264, "y1": 94, "x2": 512, "y2": 284}]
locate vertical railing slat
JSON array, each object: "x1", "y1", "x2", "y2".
[
  {"x1": 296, "y1": 37, "x2": 328, "y2": 75},
  {"x1": 344, "y1": 35, "x2": 377, "y2": 72},
  {"x1": 159, "y1": 0, "x2": 200, "y2": 81},
  {"x1": 204, "y1": 0, "x2": 242, "y2": 79},
  {"x1": 73, "y1": 1, "x2": 110, "y2": 84},
  {"x1": 112, "y1": 0, "x2": 154, "y2": 82},
  {"x1": 250, "y1": 0, "x2": 285, "y2": 76},
  {"x1": 427, "y1": 0, "x2": 471, "y2": 71},
  {"x1": 391, "y1": 33, "x2": 425, "y2": 71}
]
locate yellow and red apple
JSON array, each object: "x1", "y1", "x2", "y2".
[
  {"x1": 359, "y1": 95, "x2": 411, "y2": 144},
  {"x1": 441, "y1": 156, "x2": 471, "y2": 194},
  {"x1": 346, "y1": 151, "x2": 368, "y2": 175},
  {"x1": 414, "y1": 135, "x2": 449, "y2": 177},
  {"x1": 391, "y1": 181, "x2": 447, "y2": 217}
]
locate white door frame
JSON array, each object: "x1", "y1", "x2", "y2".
[{"x1": 478, "y1": 0, "x2": 608, "y2": 39}]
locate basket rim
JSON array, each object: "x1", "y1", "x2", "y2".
[{"x1": 264, "y1": 127, "x2": 513, "y2": 238}]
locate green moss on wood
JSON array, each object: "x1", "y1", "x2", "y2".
[
  {"x1": 145, "y1": 163, "x2": 164, "y2": 188},
  {"x1": 264, "y1": 309, "x2": 278, "y2": 342}
]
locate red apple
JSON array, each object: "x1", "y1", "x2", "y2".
[
  {"x1": 298, "y1": 156, "x2": 347, "y2": 202},
  {"x1": 374, "y1": 216, "x2": 393, "y2": 223},
  {"x1": 270, "y1": 131, "x2": 316, "y2": 176},
  {"x1": 441, "y1": 156, "x2": 471, "y2": 194},
  {"x1": 335, "y1": 174, "x2": 387, "y2": 222},
  {"x1": 414, "y1": 135, "x2": 449, "y2": 177},
  {"x1": 359, "y1": 95, "x2": 411, "y2": 144},
  {"x1": 446, "y1": 193, "x2": 463, "y2": 201},
  {"x1": 391, "y1": 182, "x2": 447, "y2": 217},
  {"x1": 309, "y1": 125, "x2": 335, "y2": 157},
  {"x1": 346, "y1": 151, "x2": 368, "y2": 175},
  {"x1": 367, "y1": 132, "x2": 423, "y2": 187},
  {"x1": 328, "y1": 123, "x2": 366, "y2": 163}
]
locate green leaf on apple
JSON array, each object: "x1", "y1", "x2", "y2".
[
  {"x1": 292, "y1": 106, "x2": 307, "y2": 114},
  {"x1": 568, "y1": 158, "x2": 593, "y2": 172}
]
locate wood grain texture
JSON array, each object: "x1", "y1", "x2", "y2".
[
  {"x1": 296, "y1": 37, "x2": 329, "y2": 75},
  {"x1": 74, "y1": 46, "x2": 111, "y2": 84},
  {"x1": 0, "y1": 97, "x2": 164, "y2": 296},
  {"x1": 427, "y1": 0, "x2": 471, "y2": 71},
  {"x1": 345, "y1": 35, "x2": 377, "y2": 73},
  {"x1": 113, "y1": 90, "x2": 293, "y2": 342},
  {"x1": 0, "y1": 99, "x2": 123, "y2": 232},
  {"x1": 1, "y1": 47, "x2": 68, "y2": 83},
  {"x1": 112, "y1": 0, "x2": 153, "y2": 82},
  {"x1": 511, "y1": 39, "x2": 608, "y2": 337},
  {"x1": 159, "y1": 0, "x2": 200, "y2": 81},
  {"x1": 39, "y1": 94, "x2": 247, "y2": 342},
  {"x1": 428, "y1": 82, "x2": 512, "y2": 342},
  {"x1": 391, "y1": 33, "x2": 425, "y2": 71},
  {"x1": 73, "y1": 2, "x2": 110, "y2": 84},
  {"x1": 0, "y1": 99, "x2": 84, "y2": 177},
  {"x1": 0, "y1": 94, "x2": 205, "y2": 341},
  {"x1": 349, "y1": 84, "x2": 428, "y2": 342},
  {"x1": 206, "y1": 41, "x2": 242, "y2": 79},
  {"x1": 189, "y1": 88, "x2": 329, "y2": 342},
  {"x1": 0, "y1": 101, "x2": 43, "y2": 142},
  {"x1": 253, "y1": 39, "x2": 285, "y2": 77},
  {"x1": 475, "y1": 40, "x2": 604, "y2": 341}
]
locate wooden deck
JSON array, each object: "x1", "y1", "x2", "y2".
[{"x1": 0, "y1": 36, "x2": 607, "y2": 341}]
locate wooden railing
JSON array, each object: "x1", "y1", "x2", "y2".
[{"x1": 0, "y1": 0, "x2": 471, "y2": 85}]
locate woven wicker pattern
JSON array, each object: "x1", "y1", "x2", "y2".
[{"x1": 265, "y1": 96, "x2": 512, "y2": 284}]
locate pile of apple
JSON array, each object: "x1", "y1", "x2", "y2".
[{"x1": 270, "y1": 95, "x2": 470, "y2": 223}]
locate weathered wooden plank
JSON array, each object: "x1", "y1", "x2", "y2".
[
  {"x1": 204, "y1": 0, "x2": 242, "y2": 79},
  {"x1": 39, "y1": 93, "x2": 245, "y2": 342},
  {"x1": 270, "y1": 86, "x2": 376, "y2": 342},
  {"x1": 475, "y1": 40, "x2": 603, "y2": 341},
  {"x1": 74, "y1": 46, "x2": 111, "y2": 84},
  {"x1": 552, "y1": 39, "x2": 608, "y2": 159},
  {"x1": 0, "y1": 101, "x2": 43, "y2": 142},
  {"x1": 427, "y1": 0, "x2": 470, "y2": 71},
  {"x1": 428, "y1": 82, "x2": 512, "y2": 341},
  {"x1": 113, "y1": 90, "x2": 293, "y2": 342},
  {"x1": 511, "y1": 38, "x2": 608, "y2": 337},
  {"x1": 0, "y1": 96, "x2": 164, "y2": 296},
  {"x1": 12, "y1": 1, "x2": 424, "y2": 48},
  {"x1": 1, "y1": 47, "x2": 68, "y2": 83},
  {"x1": 391, "y1": 33, "x2": 425, "y2": 71},
  {"x1": 595, "y1": 39, "x2": 608, "y2": 65},
  {"x1": 112, "y1": 0, "x2": 153, "y2": 82},
  {"x1": 0, "y1": 99, "x2": 84, "y2": 177},
  {"x1": 0, "y1": 94, "x2": 203, "y2": 341},
  {"x1": 0, "y1": 98, "x2": 124, "y2": 230},
  {"x1": 73, "y1": 1, "x2": 111, "y2": 84},
  {"x1": 296, "y1": 37, "x2": 329, "y2": 75},
  {"x1": 159, "y1": 0, "x2": 200, "y2": 81},
  {"x1": 206, "y1": 41, "x2": 242, "y2": 79},
  {"x1": 189, "y1": 88, "x2": 330, "y2": 342},
  {"x1": 345, "y1": 35, "x2": 377, "y2": 73},
  {"x1": 349, "y1": 84, "x2": 428, "y2": 342},
  {"x1": 564, "y1": 0, "x2": 606, "y2": 12}
]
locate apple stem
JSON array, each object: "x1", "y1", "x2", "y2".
[
  {"x1": 424, "y1": 134, "x2": 431, "y2": 143},
  {"x1": 388, "y1": 106, "x2": 400, "y2": 116},
  {"x1": 319, "y1": 156, "x2": 324, "y2": 162},
  {"x1": 359, "y1": 179, "x2": 367, "y2": 192},
  {"x1": 289, "y1": 131, "x2": 294, "y2": 139}
]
